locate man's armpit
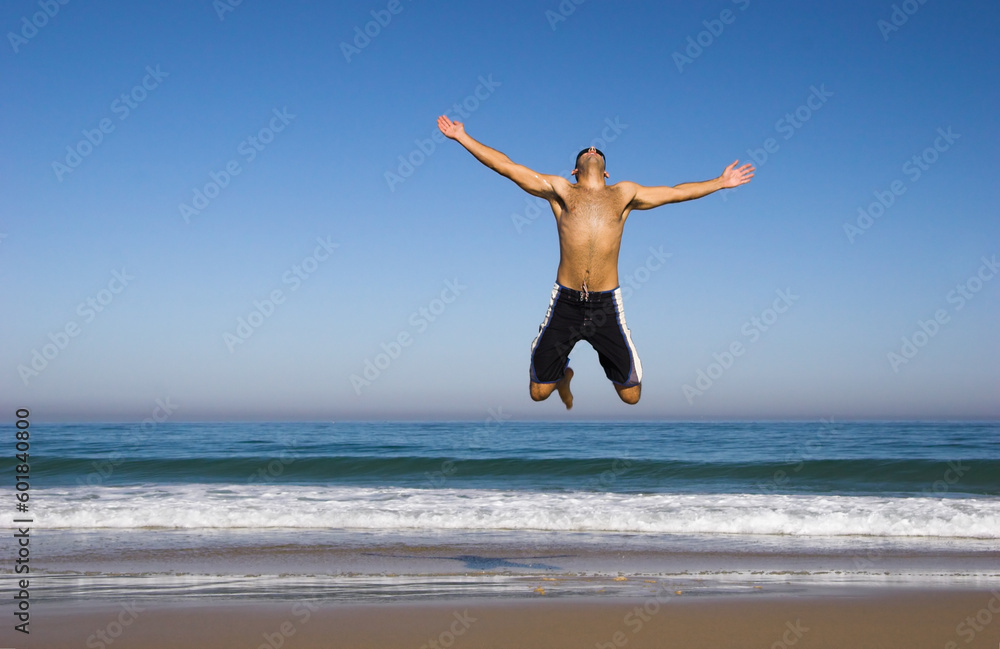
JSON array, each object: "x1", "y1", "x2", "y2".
[{"x1": 616, "y1": 181, "x2": 641, "y2": 207}]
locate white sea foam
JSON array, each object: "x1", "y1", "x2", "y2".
[{"x1": 21, "y1": 485, "x2": 1000, "y2": 539}]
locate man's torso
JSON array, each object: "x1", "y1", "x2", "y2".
[{"x1": 548, "y1": 183, "x2": 634, "y2": 292}]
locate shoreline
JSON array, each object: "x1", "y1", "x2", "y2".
[{"x1": 17, "y1": 528, "x2": 1000, "y2": 604}]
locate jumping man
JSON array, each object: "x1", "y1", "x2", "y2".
[{"x1": 437, "y1": 115, "x2": 754, "y2": 408}]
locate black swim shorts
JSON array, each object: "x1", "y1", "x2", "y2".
[{"x1": 529, "y1": 282, "x2": 642, "y2": 387}]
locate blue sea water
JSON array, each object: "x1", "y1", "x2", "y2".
[
  {"x1": 4, "y1": 420, "x2": 999, "y2": 604},
  {"x1": 7, "y1": 420, "x2": 999, "y2": 539}
]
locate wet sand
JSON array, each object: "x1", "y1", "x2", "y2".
[
  {"x1": 26, "y1": 588, "x2": 1000, "y2": 649},
  {"x1": 19, "y1": 530, "x2": 1000, "y2": 647}
]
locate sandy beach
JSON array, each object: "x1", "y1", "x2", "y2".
[
  {"x1": 10, "y1": 421, "x2": 998, "y2": 648},
  {"x1": 26, "y1": 589, "x2": 1000, "y2": 649},
  {"x1": 11, "y1": 527, "x2": 998, "y2": 648}
]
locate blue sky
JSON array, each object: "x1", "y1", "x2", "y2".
[{"x1": 1, "y1": 0, "x2": 997, "y2": 422}]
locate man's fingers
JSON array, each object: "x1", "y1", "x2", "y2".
[
  {"x1": 437, "y1": 115, "x2": 460, "y2": 136},
  {"x1": 723, "y1": 161, "x2": 756, "y2": 182}
]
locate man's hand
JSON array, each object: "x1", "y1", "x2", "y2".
[
  {"x1": 437, "y1": 115, "x2": 465, "y2": 140},
  {"x1": 719, "y1": 160, "x2": 755, "y2": 188}
]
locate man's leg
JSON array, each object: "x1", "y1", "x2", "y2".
[
  {"x1": 591, "y1": 288, "x2": 642, "y2": 406},
  {"x1": 530, "y1": 368, "x2": 574, "y2": 409},
  {"x1": 529, "y1": 284, "x2": 579, "y2": 409}
]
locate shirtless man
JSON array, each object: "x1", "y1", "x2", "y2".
[{"x1": 437, "y1": 115, "x2": 754, "y2": 408}]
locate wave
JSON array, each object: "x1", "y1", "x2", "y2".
[
  {"x1": 34, "y1": 456, "x2": 998, "y2": 495},
  {"x1": 22, "y1": 484, "x2": 1000, "y2": 538}
]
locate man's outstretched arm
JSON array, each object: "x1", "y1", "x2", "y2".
[
  {"x1": 624, "y1": 160, "x2": 755, "y2": 210},
  {"x1": 437, "y1": 115, "x2": 567, "y2": 200}
]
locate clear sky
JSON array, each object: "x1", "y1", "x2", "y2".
[{"x1": 2, "y1": 0, "x2": 998, "y2": 422}]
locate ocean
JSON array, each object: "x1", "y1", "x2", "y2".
[{"x1": 6, "y1": 420, "x2": 1000, "y2": 603}]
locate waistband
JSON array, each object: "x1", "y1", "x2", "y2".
[{"x1": 555, "y1": 282, "x2": 620, "y2": 302}]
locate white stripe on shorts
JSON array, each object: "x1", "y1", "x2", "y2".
[
  {"x1": 613, "y1": 287, "x2": 643, "y2": 384},
  {"x1": 530, "y1": 282, "x2": 561, "y2": 357}
]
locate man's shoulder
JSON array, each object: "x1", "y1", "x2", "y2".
[
  {"x1": 609, "y1": 180, "x2": 640, "y2": 199},
  {"x1": 543, "y1": 173, "x2": 573, "y2": 197},
  {"x1": 547, "y1": 174, "x2": 572, "y2": 186}
]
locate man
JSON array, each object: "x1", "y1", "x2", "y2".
[{"x1": 437, "y1": 115, "x2": 754, "y2": 408}]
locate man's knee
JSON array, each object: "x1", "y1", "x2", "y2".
[
  {"x1": 529, "y1": 382, "x2": 551, "y2": 401},
  {"x1": 616, "y1": 384, "x2": 641, "y2": 405},
  {"x1": 620, "y1": 393, "x2": 641, "y2": 405}
]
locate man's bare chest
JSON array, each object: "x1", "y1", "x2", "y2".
[{"x1": 560, "y1": 188, "x2": 627, "y2": 224}]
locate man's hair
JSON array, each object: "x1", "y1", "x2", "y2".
[{"x1": 575, "y1": 147, "x2": 606, "y2": 169}]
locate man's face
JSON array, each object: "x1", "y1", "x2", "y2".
[{"x1": 573, "y1": 146, "x2": 608, "y2": 178}]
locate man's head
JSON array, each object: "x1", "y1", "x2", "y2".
[{"x1": 572, "y1": 146, "x2": 609, "y2": 179}]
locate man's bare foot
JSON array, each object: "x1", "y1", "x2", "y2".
[{"x1": 556, "y1": 368, "x2": 574, "y2": 410}]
